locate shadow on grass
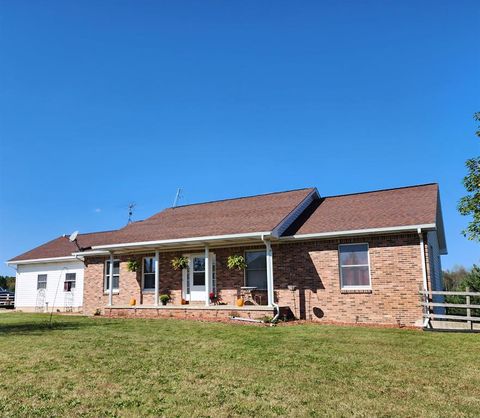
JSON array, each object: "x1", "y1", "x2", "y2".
[{"x1": 0, "y1": 318, "x2": 110, "y2": 335}]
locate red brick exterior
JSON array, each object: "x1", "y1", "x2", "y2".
[
  {"x1": 273, "y1": 233, "x2": 426, "y2": 326},
  {"x1": 83, "y1": 232, "x2": 429, "y2": 326}
]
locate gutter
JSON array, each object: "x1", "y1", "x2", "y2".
[
  {"x1": 6, "y1": 255, "x2": 78, "y2": 266},
  {"x1": 91, "y1": 231, "x2": 272, "y2": 251},
  {"x1": 283, "y1": 223, "x2": 437, "y2": 241}
]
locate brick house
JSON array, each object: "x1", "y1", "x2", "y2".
[{"x1": 8, "y1": 183, "x2": 446, "y2": 327}]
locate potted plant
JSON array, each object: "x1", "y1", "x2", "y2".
[
  {"x1": 127, "y1": 259, "x2": 139, "y2": 272},
  {"x1": 171, "y1": 256, "x2": 189, "y2": 270},
  {"x1": 209, "y1": 292, "x2": 216, "y2": 304},
  {"x1": 227, "y1": 255, "x2": 247, "y2": 271},
  {"x1": 159, "y1": 294, "x2": 170, "y2": 306}
]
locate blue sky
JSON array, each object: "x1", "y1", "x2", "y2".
[{"x1": 0, "y1": 0, "x2": 478, "y2": 275}]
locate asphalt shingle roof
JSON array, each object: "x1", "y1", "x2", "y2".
[{"x1": 8, "y1": 184, "x2": 441, "y2": 262}]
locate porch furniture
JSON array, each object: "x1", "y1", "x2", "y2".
[{"x1": 240, "y1": 286, "x2": 258, "y2": 305}]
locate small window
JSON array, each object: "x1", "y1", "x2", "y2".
[
  {"x1": 143, "y1": 257, "x2": 156, "y2": 290},
  {"x1": 104, "y1": 260, "x2": 120, "y2": 291},
  {"x1": 339, "y1": 244, "x2": 371, "y2": 289},
  {"x1": 64, "y1": 273, "x2": 76, "y2": 292},
  {"x1": 245, "y1": 250, "x2": 267, "y2": 290},
  {"x1": 37, "y1": 274, "x2": 47, "y2": 290}
]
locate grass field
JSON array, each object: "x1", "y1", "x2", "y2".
[{"x1": 0, "y1": 313, "x2": 479, "y2": 417}]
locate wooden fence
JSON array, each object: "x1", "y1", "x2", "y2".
[{"x1": 420, "y1": 288, "x2": 480, "y2": 330}]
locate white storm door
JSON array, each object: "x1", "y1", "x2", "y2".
[{"x1": 189, "y1": 256, "x2": 206, "y2": 301}]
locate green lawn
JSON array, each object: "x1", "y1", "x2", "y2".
[{"x1": 0, "y1": 314, "x2": 479, "y2": 417}]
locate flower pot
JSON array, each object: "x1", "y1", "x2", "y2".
[
  {"x1": 236, "y1": 298, "x2": 244, "y2": 307},
  {"x1": 161, "y1": 300, "x2": 168, "y2": 306},
  {"x1": 129, "y1": 298, "x2": 136, "y2": 306}
]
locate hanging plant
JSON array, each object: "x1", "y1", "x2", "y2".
[
  {"x1": 227, "y1": 255, "x2": 247, "y2": 271},
  {"x1": 171, "y1": 256, "x2": 189, "y2": 270},
  {"x1": 126, "y1": 259, "x2": 139, "y2": 272}
]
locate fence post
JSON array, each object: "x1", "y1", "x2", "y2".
[{"x1": 466, "y1": 287, "x2": 472, "y2": 330}]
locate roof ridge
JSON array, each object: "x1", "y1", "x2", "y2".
[
  {"x1": 76, "y1": 229, "x2": 117, "y2": 236},
  {"x1": 165, "y1": 187, "x2": 315, "y2": 210},
  {"x1": 324, "y1": 183, "x2": 438, "y2": 199}
]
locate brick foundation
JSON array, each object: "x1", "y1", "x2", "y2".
[{"x1": 105, "y1": 306, "x2": 275, "y2": 321}]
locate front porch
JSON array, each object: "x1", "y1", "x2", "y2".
[
  {"x1": 105, "y1": 304, "x2": 278, "y2": 322},
  {"x1": 84, "y1": 239, "x2": 280, "y2": 319}
]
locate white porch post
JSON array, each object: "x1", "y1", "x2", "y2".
[
  {"x1": 154, "y1": 250, "x2": 160, "y2": 307},
  {"x1": 205, "y1": 245, "x2": 210, "y2": 306},
  {"x1": 265, "y1": 240, "x2": 274, "y2": 307},
  {"x1": 108, "y1": 253, "x2": 114, "y2": 307}
]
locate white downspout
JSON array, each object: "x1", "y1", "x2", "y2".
[
  {"x1": 154, "y1": 250, "x2": 160, "y2": 307},
  {"x1": 205, "y1": 245, "x2": 210, "y2": 306},
  {"x1": 262, "y1": 235, "x2": 280, "y2": 323},
  {"x1": 108, "y1": 253, "x2": 114, "y2": 307},
  {"x1": 418, "y1": 228, "x2": 430, "y2": 327}
]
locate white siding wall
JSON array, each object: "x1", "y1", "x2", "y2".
[{"x1": 15, "y1": 261, "x2": 84, "y2": 311}]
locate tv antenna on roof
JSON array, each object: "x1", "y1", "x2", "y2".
[
  {"x1": 127, "y1": 202, "x2": 136, "y2": 224},
  {"x1": 173, "y1": 188, "x2": 182, "y2": 207},
  {"x1": 69, "y1": 230, "x2": 81, "y2": 251}
]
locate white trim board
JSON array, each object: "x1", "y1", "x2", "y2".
[
  {"x1": 6, "y1": 256, "x2": 78, "y2": 266},
  {"x1": 91, "y1": 231, "x2": 272, "y2": 251},
  {"x1": 282, "y1": 224, "x2": 437, "y2": 241}
]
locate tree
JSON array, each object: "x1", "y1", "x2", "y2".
[
  {"x1": 0, "y1": 275, "x2": 15, "y2": 292},
  {"x1": 458, "y1": 112, "x2": 480, "y2": 241},
  {"x1": 443, "y1": 265, "x2": 469, "y2": 290},
  {"x1": 444, "y1": 265, "x2": 480, "y2": 317}
]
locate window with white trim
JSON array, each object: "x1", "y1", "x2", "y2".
[
  {"x1": 104, "y1": 260, "x2": 120, "y2": 291},
  {"x1": 245, "y1": 250, "x2": 267, "y2": 290},
  {"x1": 143, "y1": 257, "x2": 156, "y2": 290},
  {"x1": 37, "y1": 274, "x2": 47, "y2": 290},
  {"x1": 339, "y1": 244, "x2": 371, "y2": 289},
  {"x1": 64, "y1": 273, "x2": 76, "y2": 292}
]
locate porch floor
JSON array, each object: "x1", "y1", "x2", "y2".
[
  {"x1": 104, "y1": 304, "x2": 280, "y2": 321},
  {"x1": 108, "y1": 304, "x2": 274, "y2": 311}
]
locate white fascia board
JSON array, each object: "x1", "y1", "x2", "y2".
[
  {"x1": 91, "y1": 231, "x2": 272, "y2": 251},
  {"x1": 6, "y1": 255, "x2": 78, "y2": 266},
  {"x1": 71, "y1": 250, "x2": 110, "y2": 257},
  {"x1": 283, "y1": 224, "x2": 437, "y2": 241}
]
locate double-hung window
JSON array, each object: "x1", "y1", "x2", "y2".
[
  {"x1": 37, "y1": 274, "x2": 47, "y2": 290},
  {"x1": 245, "y1": 250, "x2": 267, "y2": 290},
  {"x1": 64, "y1": 273, "x2": 76, "y2": 292},
  {"x1": 339, "y1": 244, "x2": 371, "y2": 289},
  {"x1": 143, "y1": 257, "x2": 156, "y2": 291},
  {"x1": 104, "y1": 260, "x2": 120, "y2": 292}
]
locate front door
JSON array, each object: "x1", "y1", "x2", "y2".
[
  {"x1": 182, "y1": 254, "x2": 216, "y2": 302},
  {"x1": 189, "y1": 256, "x2": 206, "y2": 301}
]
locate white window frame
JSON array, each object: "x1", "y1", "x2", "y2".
[
  {"x1": 37, "y1": 274, "x2": 47, "y2": 290},
  {"x1": 338, "y1": 243, "x2": 372, "y2": 290},
  {"x1": 64, "y1": 273, "x2": 76, "y2": 292},
  {"x1": 104, "y1": 259, "x2": 120, "y2": 293},
  {"x1": 142, "y1": 256, "x2": 156, "y2": 292},
  {"x1": 244, "y1": 249, "x2": 268, "y2": 290}
]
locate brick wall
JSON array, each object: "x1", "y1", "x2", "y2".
[
  {"x1": 272, "y1": 233, "x2": 428, "y2": 326},
  {"x1": 83, "y1": 233, "x2": 430, "y2": 326}
]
